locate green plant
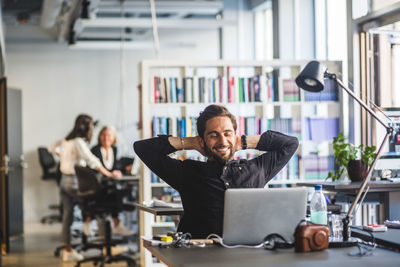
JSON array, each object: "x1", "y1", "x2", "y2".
[{"x1": 327, "y1": 133, "x2": 376, "y2": 181}]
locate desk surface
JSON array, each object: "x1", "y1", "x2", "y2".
[
  {"x1": 297, "y1": 181, "x2": 400, "y2": 193},
  {"x1": 143, "y1": 241, "x2": 400, "y2": 267},
  {"x1": 135, "y1": 204, "x2": 184, "y2": 216},
  {"x1": 119, "y1": 175, "x2": 140, "y2": 182},
  {"x1": 351, "y1": 227, "x2": 400, "y2": 250}
]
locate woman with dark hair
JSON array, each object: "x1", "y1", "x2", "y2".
[{"x1": 49, "y1": 114, "x2": 120, "y2": 262}]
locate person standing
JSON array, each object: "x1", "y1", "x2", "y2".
[{"x1": 49, "y1": 114, "x2": 120, "y2": 262}]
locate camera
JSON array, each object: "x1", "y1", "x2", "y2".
[{"x1": 294, "y1": 222, "x2": 329, "y2": 252}]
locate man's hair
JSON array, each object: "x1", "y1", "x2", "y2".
[{"x1": 196, "y1": 105, "x2": 237, "y2": 139}]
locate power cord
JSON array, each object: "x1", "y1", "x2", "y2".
[
  {"x1": 206, "y1": 233, "x2": 293, "y2": 250},
  {"x1": 206, "y1": 233, "x2": 264, "y2": 248},
  {"x1": 348, "y1": 226, "x2": 376, "y2": 257},
  {"x1": 159, "y1": 232, "x2": 192, "y2": 248}
]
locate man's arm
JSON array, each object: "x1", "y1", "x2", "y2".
[
  {"x1": 248, "y1": 131, "x2": 299, "y2": 183},
  {"x1": 168, "y1": 136, "x2": 206, "y2": 156},
  {"x1": 134, "y1": 136, "x2": 197, "y2": 190}
]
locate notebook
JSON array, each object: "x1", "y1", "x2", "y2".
[{"x1": 222, "y1": 188, "x2": 308, "y2": 245}]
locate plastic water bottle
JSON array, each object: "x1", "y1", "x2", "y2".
[{"x1": 310, "y1": 185, "x2": 327, "y2": 225}]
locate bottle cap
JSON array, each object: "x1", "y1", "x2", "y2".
[{"x1": 315, "y1": 185, "x2": 322, "y2": 190}]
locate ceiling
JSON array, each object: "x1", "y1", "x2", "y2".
[{"x1": 2, "y1": 0, "x2": 230, "y2": 49}]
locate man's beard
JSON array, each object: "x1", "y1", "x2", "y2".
[{"x1": 203, "y1": 142, "x2": 234, "y2": 164}]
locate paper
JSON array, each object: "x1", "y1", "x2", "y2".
[
  {"x1": 384, "y1": 220, "x2": 400, "y2": 228},
  {"x1": 143, "y1": 199, "x2": 183, "y2": 208}
]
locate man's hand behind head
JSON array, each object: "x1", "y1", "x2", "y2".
[{"x1": 194, "y1": 136, "x2": 207, "y2": 157}]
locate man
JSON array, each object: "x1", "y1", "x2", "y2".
[{"x1": 134, "y1": 104, "x2": 299, "y2": 238}]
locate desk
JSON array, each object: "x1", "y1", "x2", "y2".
[
  {"x1": 143, "y1": 239, "x2": 400, "y2": 267},
  {"x1": 298, "y1": 181, "x2": 400, "y2": 220},
  {"x1": 119, "y1": 175, "x2": 140, "y2": 182},
  {"x1": 351, "y1": 227, "x2": 400, "y2": 250},
  {"x1": 135, "y1": 204, "x2": 184, "y2": 216}
]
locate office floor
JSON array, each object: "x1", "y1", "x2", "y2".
[{"x1": 1, "y1": 222, "x2": 139, "y2": 267}]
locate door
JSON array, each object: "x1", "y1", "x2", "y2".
[
  {"x1": 0, "y1": 78, "x2": 8, "y2": 254},
  {"x1": 0, "y1": 79, "x2": 23, "y2": 254},
  {"x1": 6, "y1": 87, "x2": 23, "y2": 237}
]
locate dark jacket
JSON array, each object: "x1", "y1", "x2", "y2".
[
  {"x1": 91, "y1": 144, "x2": 119, "y2": 171},
  {"x1": 134, "y1": 131, "x2": 299, "y2": 238}
]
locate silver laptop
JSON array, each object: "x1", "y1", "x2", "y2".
[{"x1": 222, "y1": 188, "x2": 307, "y2": 245}]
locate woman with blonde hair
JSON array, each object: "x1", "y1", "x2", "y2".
[{"x1": 88, "y1": 125, "x2": 134, "y2": 237}]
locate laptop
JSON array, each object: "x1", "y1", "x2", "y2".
[{"x1": 222, "y1": 188, "x2": 308, "y2": 245}]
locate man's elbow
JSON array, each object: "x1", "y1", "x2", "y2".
[
  {"x1": 133, "y1": 140, "x2": 144, "y2": 156},
  {"x1": 289, "y1": 137, "x2": 299, "y2": 154}
]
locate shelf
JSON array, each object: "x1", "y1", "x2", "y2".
[
  {"x1": 140, "y1": 59, "x2": 343, "y2": 267},
  {"x1": 151, "y1": 182, "x2": 170, "y2": 187},
  {"x1": 141, "y1": 59, "x2": 342, "y2": 68},
  {"x1": 151, "y1": 222, "x2": 176, "y2": 228},
  {"x1": 302, "y1": 101, "x2": 339, "y2": 105},
  {"x1": 148, "y1": 101, "x2": 339, "y2": 107},
  {"x1": 268, "y1": 179, "x2": 327, "y2": 185}
]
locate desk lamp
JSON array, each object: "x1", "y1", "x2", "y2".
[{"x1": 295, "y1": 61, "x2": 393, "y2": 246}]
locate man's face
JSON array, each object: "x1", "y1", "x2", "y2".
[{"x1": 202, "y1": 116, "x2": 237, "y2": 163}]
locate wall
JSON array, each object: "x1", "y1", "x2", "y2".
[
  {"x1": 5, "y1": 24, "x2": 220, "y2": 222},
  {"x1": 5, "y1": 0, "x2": 255, "y2": 223}
]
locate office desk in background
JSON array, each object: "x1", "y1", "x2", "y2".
[
  {"x1": 298, "y1": 181, "x2": 400, "y2": 220},
  {"x1": 143, "y1": 239, "x2": 400, "y2": 267},
  {"x1": 351, "y1": 227, "x2": 400, "y2": 250},
  {"x1": 135, "y1": 204, "x2": 184, "y2": 217}
]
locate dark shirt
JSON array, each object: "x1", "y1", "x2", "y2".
[
  {"x1": 91, "y1": 144, "x2": 119, "y2": 171},
  {"x1": 133, "y1": 131, "x2": 299, "y2": 238}
]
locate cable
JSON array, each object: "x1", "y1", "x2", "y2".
[
  {"x1": 348, "y1": 226, "x2": 376, "y2": 257},
  {"x1": 206, "y1": 234, "x2": 265, "y2": 248},
  {"x1": 205, "y1": 233, "x2": 293, "y2": 249},
  {"x1": 149, "y1": 0, "x2": 160, "y2": 58}
]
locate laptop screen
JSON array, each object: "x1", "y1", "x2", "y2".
[{"x1": 222, "y1": 188, "x2": 307, "y2": 245}]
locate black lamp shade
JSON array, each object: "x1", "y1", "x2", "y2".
[{"x1": 295, "y1": 61, "x2": 325, "y2": 92}]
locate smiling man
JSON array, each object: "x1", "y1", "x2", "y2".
[{"x1": 134, "y1": 104, "x2": 299, "y2": 238}]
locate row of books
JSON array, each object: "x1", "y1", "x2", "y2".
[
  {"x1": 152, "y1": 73, "x2": 277, "y2": 104},
  {"x1": 303, "y1": 155, "x2": 335, "y2": 180},
  {"x1": 304, "y1": 78, "x2": 339, "y2": 101},
  {"x1": 304, "y1": 118, "x2": 339, "y2": 142},
  {"x1": 152, "y1": 75, "x2": 339, "y2": 104},
  {"x1": 272, "y1": 154, "x2": 300, "y2": 181},
  {"x1": 152, "y1": 116, "x2": 302, "y2": 138},
  {"x1": 152, "y1": 116, "x2": 198, "y2": 137}
]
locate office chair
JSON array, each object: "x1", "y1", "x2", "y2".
[
  {"x1": 74, "y1": 166, "x2": 136, "y2": 267},
  {"x1": 38, "y1": 147, "x2": 62, "y2": 224}
]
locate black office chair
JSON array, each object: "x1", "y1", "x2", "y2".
[
  {"x1": 38, "y1": 147, "x2": 62, "y2": 224},
  {"x1": 74, "y1": 166, "x2": 136, "y2": 267},
  {"x1": 118, "y1": 157, "x2": 134, "y2": 174}
]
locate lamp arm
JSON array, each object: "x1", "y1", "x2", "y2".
[
  {"x1": 346, "y1": 132, "x2": 391, "y2": 218},
  {"x1": 327, "y1": 73, "x2": 390, "y2": 130},
  {"x1": 327, "y1": 73, "x2": 395, "y2": 241}
]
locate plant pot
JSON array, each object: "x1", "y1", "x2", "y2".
[{"x1": 347, "y1": 160, "x2": 368, "y2": 182}]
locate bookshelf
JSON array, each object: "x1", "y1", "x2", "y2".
[{"x1": 138, "y1": 59, "x2": 342, "y2": 266}]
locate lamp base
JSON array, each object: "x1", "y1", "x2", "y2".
[{"x1": 328, "y1": 237, "x2": 358, "y2": 248}]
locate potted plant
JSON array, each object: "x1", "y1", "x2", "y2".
[{"x1": 327, "y1": 133, "x2": 376, "y2": 182}]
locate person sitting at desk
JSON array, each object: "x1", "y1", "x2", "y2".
[
  {"x1": 134, "y1": 104, "x2": 299, "y2": 238},
  {"x1": 87, "y1": 125, "x2": 134, "y2": 237},
  {"x1": 49, "y1": 114, "x2": 121, "y2": 262}
]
